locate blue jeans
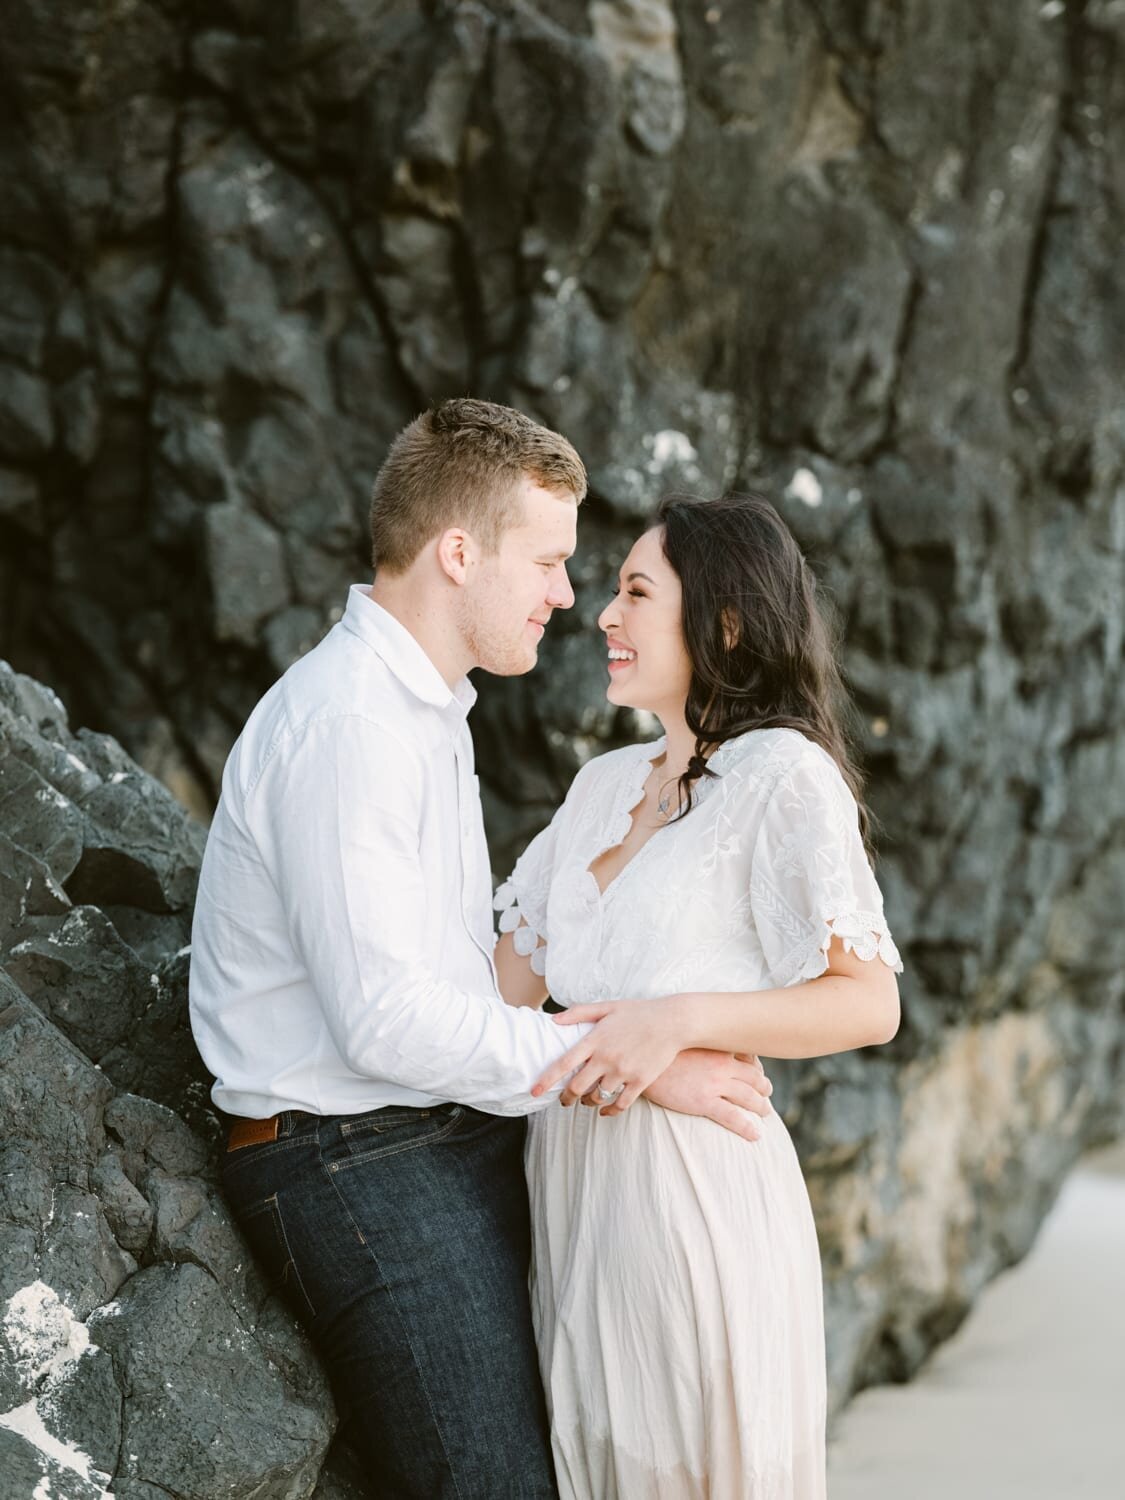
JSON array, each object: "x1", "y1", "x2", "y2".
[{"x1": 220, "y1": 1104, "x2": 558, "y2": 1500}]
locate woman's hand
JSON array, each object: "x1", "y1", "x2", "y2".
[{"x1": 531, "y1": 996, "x2": 694, "y2": 1113}]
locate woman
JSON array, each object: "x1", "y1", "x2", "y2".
[{"x1": 493, "y1": 493, "x2": 902, "y2": 1500}]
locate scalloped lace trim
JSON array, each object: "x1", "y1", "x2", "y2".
[
  {"x1": 781, "y1": 911, "x2": 902, "y2": 988},
  {"x1": 606, "y1": 740, "x2": 664, "y2": 850},
  {"x1": 493, "y1": 881, "x2": 548, "y2": 976}
]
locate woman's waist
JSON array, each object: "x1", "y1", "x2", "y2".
[
  {"x1": 528, "y1": 1094, "x2": 794, "y2": 1157},
  {"x1": 548, "y1": 957, "x2": 770, "y2": 1008}
]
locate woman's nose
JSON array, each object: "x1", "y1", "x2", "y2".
[{"x1": 597, "y1": 599, "x2": 617, "y2": 631}]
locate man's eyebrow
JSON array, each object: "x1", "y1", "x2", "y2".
[
  {"x1": 625, "y1": 571, "x2": 656, "y2": 584},
  {"x1": 539, "y1": 550, "x2": 574, "y2": 561}
]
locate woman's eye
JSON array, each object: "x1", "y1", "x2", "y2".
[{"x1": 628, "y1": 589, "x2": 646, "y2": 599}]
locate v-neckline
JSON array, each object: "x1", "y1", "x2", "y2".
[
  {"x1": 585, "y1": 739, "x2": 670, "y2": 902},
  {"x1": 583, "y1": 731, "x2": 755, "y2": 902}
]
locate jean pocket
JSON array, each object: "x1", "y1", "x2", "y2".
[
  {"x1": 333, "y1": 1104, "x2": 464, "y2": 1168},
  {"x1": 221, "y1": 1131, "x2": 316, "y2": 1179},
  {"x1": 235, "y1": 1194, "x2": 316, "y2": 1324}
]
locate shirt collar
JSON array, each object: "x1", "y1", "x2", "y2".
[{"x1": 341, "y1": 585, "x2": 477, "y2": 722}]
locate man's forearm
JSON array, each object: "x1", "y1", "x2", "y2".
[{"x1": 318, "y1": 969, "x2": 593, "y2": 1116}]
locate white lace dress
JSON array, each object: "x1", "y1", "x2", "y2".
[{"x1": 494, "y1": 728, "x2": 902, "y2": 1500}]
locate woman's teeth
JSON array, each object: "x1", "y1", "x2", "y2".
[{"x1": 608, "y1": 649, "x2": 636, "y2": 662}]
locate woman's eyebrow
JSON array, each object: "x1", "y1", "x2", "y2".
[{"x1": 625, "y1": 571, "x2": 656, "y2": 584}]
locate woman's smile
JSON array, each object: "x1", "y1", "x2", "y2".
[{"x1": 606, "y1": 639, "x2": 637, "y2": 673}]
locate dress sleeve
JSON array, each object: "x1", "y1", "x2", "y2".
[
  {"x1": 492, "y1": 809, "x2": 562, "y2": 978},
  {"x1": 749, "y1": 749, "x2": 902, "y2": 989}
]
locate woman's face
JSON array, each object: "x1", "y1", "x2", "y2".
[{"x1": 597, "y1": 527, "x2": 694, "y2": 717}]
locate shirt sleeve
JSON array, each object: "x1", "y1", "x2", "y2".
[
  {"x1": 246, "y1": 714, "x2": 588, "y2": 1116},
  {"x1": 491, "y1": 808, "x2": 562, "y2": 978},
  {"x1": 749, "y1": 747, "x2": 903, "y2": 990}
]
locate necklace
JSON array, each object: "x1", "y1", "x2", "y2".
[{"x1": 650, "y1": 755, "x2": 682, "y2": 820}]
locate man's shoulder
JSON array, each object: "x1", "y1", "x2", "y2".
[{"x1": 231, "y1": 628, "x2": 423, "y2": 796}]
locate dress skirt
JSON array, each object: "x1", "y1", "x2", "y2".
[{"x1": 526, "y1": 1097, "x2": 827, "y2": 1500}]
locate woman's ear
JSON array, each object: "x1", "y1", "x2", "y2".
[{"x1": 721, "y1": 607, "x2": 740, "y2": 651}]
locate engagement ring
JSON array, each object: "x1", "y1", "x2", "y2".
[{"x1": 595, "y1": 1083, "x2": 624, "y2": 1104}]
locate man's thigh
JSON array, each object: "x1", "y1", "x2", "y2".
[{"x1": 221, "y1": 1105, "x2": 557, "y2": 1500}]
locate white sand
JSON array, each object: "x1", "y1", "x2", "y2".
[{"x1": 828, "y1": 1143, "x2": 1125, "y2": 1499}]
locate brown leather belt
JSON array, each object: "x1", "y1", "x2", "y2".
[
  {"x1": 226, "y1": 1110, "x2": 318, "y2": 1152},
  {"x1": 227, "y1": 1114, "x2": 282, "y2": 1151},
  {"x1": 227, "y1": 1109, "x2": 317, "y2": 1151}
]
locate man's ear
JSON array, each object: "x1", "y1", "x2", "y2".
[{"x1": 435, "y1": 527, "x2": 476, "y2": 586}]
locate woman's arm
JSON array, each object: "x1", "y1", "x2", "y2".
[
  {"x1": 494, "y1": 928, "x2": 550, "y2": 1010},
  {"x1": 532, "y1": 935, "x2": 900, "y2": 1110},
  {"x1": 678, "y1": 938, "x2": 900, "y2": 1058}
]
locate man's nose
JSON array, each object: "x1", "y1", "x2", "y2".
[{"x1": 548, "y1": 563, "x2": 575, "y2": 610}]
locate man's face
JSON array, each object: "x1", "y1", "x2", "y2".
[{"x1": 459, "y1": 477, "x2": 577, "y2": 675}]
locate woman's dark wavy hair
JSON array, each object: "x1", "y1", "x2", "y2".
[{"x1": 656, "y1": 492, "x2": 871, "y2": 849}]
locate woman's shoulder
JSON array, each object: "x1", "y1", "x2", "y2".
[
  {"x1": 713, "y1": 725, "x2": 822, "y2": 774},
  {"x1": 715, "y1": 726, "x2": 852, "y2": 803},
  {"x1": 568, "y1": 737, "x2": 662, "y2": 791}
]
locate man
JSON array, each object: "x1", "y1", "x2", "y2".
[{"x1": 190, "y1": 399, "x2": 772, "y2": 1499}]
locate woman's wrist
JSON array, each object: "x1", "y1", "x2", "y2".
[{"x1": 666, "y1": 991, "x2": 708, "y2": 1049}]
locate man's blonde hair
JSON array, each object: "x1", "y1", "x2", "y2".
[{"x1": 370, "y1": 398, "x2": 587, "y2": 574}]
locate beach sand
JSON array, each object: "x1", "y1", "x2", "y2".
[{"x1": 827, "y1": 1142, "x2": 1125, "y2": 1500}]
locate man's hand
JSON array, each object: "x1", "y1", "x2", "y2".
[{"x1": 640, "y1": 1049, "x2": 773, "y2": 1141}]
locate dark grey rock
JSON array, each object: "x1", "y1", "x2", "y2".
[
  {"x1": 204, "y1": 502, "x2": 292, "y2": 647},
  {"x1": 89, "y1": 1150, "x2": 154, "y2": 1255},
  {"x1": 0, "y1": 1426, "x2": 111, "y2": 1500},
  {"x1": 311, "y1": 1436, "x2": 373, "y2": 1500},
  {"x1": 5, "y1": 905, "x2": 160, "y2": 1062},
  {"x1": 0, "y1": 363, "x2": 54, "y2": 458},
  {"x1": 0, "y1": 758, "x2": 85, "y2": 889},
  {"x1": 35, "y1": 1339, "x2": 123, "y2": 1479},
  {"x1": 0, "y1": 467, "x2": 41, "y2": 535},
  {"x1": 91, "y1": 1263, "x2": 330, "y2": 1500},
  {"x1": 0, "y1": 682, "x2": 337, "y2": 1496},
  {"x1": 56, "y1": 369, "x2": 102, "y2": 466},
  {"x1": 0, "y1": 832, "x2": 71, "y2": 935}
]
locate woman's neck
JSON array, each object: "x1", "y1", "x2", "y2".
[{"x1": 651, "y1": 711, "x2": 698, "y2": 779}]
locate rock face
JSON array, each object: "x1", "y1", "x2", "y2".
[
  {"x1": 0, "y1": 0, "x2": 1123, "y2": 1487},
  {"x1": 0, "y1": 664, "x2": 347, "y2": 1497}
]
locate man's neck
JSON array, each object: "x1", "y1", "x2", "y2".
[{"x1": 366, "y1": 580, "x2": 473, "y2": 689}]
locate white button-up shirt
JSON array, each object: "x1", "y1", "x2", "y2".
[{"x1": 189, "y1": 585, "x2": 584, "y2": 1118}]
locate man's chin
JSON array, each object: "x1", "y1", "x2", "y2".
[{"x1": 478, "y1": 645, "x2": 539, "y2": 678}]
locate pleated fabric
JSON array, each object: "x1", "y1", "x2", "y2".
[{"x1": 527, "y1": 1100, "x2": 827, "y2": 1500}]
